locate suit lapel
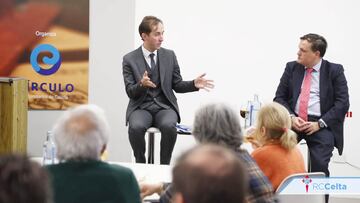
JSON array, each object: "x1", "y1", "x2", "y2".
[
  {"x1": 158, "y1": 48, "x2": 166, "y2": 84},
  {"x1": 319, "y1": 60, "x2": 328, "y2": 115},
  {"x1": 135, "y1": 47, "x2": 148, "y2": 74},
  {"x1": 293, "y1": 64, "x2": 305, "y2": 105}
]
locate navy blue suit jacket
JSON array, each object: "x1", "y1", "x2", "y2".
[{"x1": 274, "y1": 59, "x2": 349, "y2": 154}]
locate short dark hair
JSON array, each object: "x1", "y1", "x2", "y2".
[
  {"x1": 138, "y1": 16, "x2": 163, "y2": 40},
  {"x1": 172, "y1": 144, "x2": 247, "y2": 203},
  {"x1": 300, "y1": 33, "x2": 327, "y2": 57},
  {"x1": 0, "y1": 154, "x2": 52, "y2": 203}
]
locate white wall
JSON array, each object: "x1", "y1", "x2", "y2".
[
  {"x1": 134, "y1": 0, "x2": 360, "y2": 167},
  {"x1": 88, "y1": 0, "x2": 135, "y2": 161},
  {"x1": 27, "y1": 0, "x2": 360, "y2": 169}
]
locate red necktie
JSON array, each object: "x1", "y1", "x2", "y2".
[{"x1": 298, "y1": 68, "x2": 314, "y2": 121}]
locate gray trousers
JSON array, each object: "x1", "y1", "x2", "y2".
[{"x1": 128, "y1": 104, "x2": 177, "y2": 164}]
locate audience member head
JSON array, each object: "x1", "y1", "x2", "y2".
[
  {"x1": 192, "y1": 103, "x2": 243, "y2": 150},
  {"x1": 254, "y1": 102, "x2": 297, "y2": 149},
  {"x1": 172, "y1": 144, "x2": 247, "y2": 203},
  {"x1": 52, "y1": 104, "x2": 110, "y2": 161},
  {"x1": 0, "y1": 154, "x2": 52, "y2": 203}
]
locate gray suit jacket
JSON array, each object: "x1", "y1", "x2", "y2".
[{"x1": 122, "y1": 47, "x2": 198, "y2": 124}]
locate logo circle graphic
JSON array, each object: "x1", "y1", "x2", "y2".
[{"x1": 30, "y1": 44, "x2": 61, "y2": 75}]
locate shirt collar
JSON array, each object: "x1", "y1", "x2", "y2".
[
  {"x1": 142, "y1": 45, "x2": 158, "y2": 58},
  {"x1": 306, "y1": 59, "x2": 322, "y2": 72}
]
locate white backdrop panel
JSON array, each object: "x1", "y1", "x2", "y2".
[{"x1": 135, "y1": 0, "x2": 359, "y2": 166}]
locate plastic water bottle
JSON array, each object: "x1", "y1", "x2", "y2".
[
  {"x1": 42, "y1": 131, "x2": 56, "y2": 165},
  {"x1": 250, "y1": 94, "x2": 261, "y2": 126},
  {"x1": 244, "y1": 100, "x2": 252, "y2": 129}
]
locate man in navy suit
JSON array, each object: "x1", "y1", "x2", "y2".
[
  {"x1": 123, "y1": 16, "x2": 214, "y2": 164},
  {"x1": 274, "y1": 33, "x2": 349, "y2": 177}
]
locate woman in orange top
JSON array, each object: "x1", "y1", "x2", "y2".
[{"x1": 250, "y1": 102, "x2": 306, "y2": 191}]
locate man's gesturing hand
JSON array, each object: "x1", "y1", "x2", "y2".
[
  {"x1": 194, "y1": 73, "x2": 214, "y2": 91},
  {"x1": 140, "y1": 71, "x2": 156, "y2": 88}
]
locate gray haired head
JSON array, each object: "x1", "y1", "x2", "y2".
[
  {"x1": 52, "y1": 104, "x2": 110, "y2": 161},
  {"x1": 192, "y1": 103, "x2": 243, "y2": 150}
]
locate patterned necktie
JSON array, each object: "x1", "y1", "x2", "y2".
[
  {"x1": 149, "y1": 53, "x2": 155, "y2": 69},
  {"x1": 298, "y1": 68, "x2": 314, "y2": 121}
]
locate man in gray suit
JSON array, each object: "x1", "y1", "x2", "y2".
[{"x1": 123, "y1": 16, "x2": 214, "y2": 164}]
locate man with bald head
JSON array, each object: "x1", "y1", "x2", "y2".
[
  {"x1": 171, "y1": 144, "x2": 247, "y2": 203},
  {"x1": 46, "y1": 104, "x2": 141, "y2": 203}
]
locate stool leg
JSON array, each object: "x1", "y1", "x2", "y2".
[{"x1": 148, "y1": 132, "x2": 155, "y2": 164}]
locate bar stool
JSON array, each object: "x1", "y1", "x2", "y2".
[
  {"x1": 146, "y1": 127, "x2": 160, "y2": 164},
  {"x1": 299, "y1": 140, "x2": 311, "y2": 171}
]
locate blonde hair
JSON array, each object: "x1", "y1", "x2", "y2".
[{"x1": 254, "y1": 102, "x2": 297, "y2": 149}]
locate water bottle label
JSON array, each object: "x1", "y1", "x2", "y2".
[{"x1": 43, "y1": 143, "x2": 56, "y2": 165}]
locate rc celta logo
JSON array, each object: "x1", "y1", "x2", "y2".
[
  {"x1": 30, "y1": 44, "x2": 62, "y2": 75},
  {"x1": 302, "y1": 175, "x2": 312, "y2": 192},
  {"x1": 279, "y1": 177, "x2": 358, "y2": 195}
]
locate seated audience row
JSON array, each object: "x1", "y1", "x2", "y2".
[
  {"x1": 142, "y1": 103, "x2": 276, "y2": 203},
  {"x1": 1, "y1": 102, "x2": 305, "y2": 203},
  {"x1": 0, "y1": 144, "x2": 248, "y2": 203}
]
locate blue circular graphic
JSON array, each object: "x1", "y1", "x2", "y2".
[{"x1": 30, "y1": 44, "x2": 61, "y2": 75}]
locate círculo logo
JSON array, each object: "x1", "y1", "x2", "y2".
[
  {"x1": 29, "y1": 44, "x2": 74, "y2": 93},
  {"x1": 30, "y1": 44, "x2": 61, "y2": 75}
]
